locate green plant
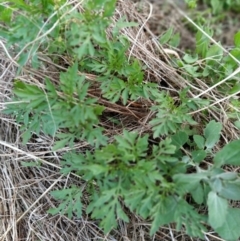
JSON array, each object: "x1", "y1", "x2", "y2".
[
  {"x1": 3, "y1": 1, "x2": 240, "y2": 241},
  {"x1": 4, "y1": 64, "x2": 107, "y2": 148},
  {"x1": 184, "y1": 0, "x2": 240, "y2": 13},
  {"x1": 50, "y1": 122, "x2": 240, "y2": 240},
  {"x1": 207, "y1": 0, "x2": 240, "y2": 14}
]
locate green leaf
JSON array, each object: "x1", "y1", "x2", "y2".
[
  {"x1": 210, "y1": 178, "x2": 222, "y2": 193},
  {"x1": 45, "y1": 78, "x2": 57, "y2": 94},
  {"x1": 234, "y1": 31, "x2": 240, "y2": 48},
  {"x1": 234, "y1": 120, "x2": 240, "y2": 130},
  {"x1": 22, "y1": 129, "x2": 32, "y2": 144},
  {"x1": 84, "y1": 164, "x2": 108, "y2": 176},
  {"x1": 169, "y1": 33, "x2": 180, "y2": 48},
  {"x1": 52, "y1": 138, "x2": 70, "y2": 151},
  {"x1": 158, "y1": 27, "x2": 173, "y2": 45},
  {"x1": 116, "y1": 201, "x2": 129, "y2": 222},
  {"x1": 192, "y1": 150, "x2": 207, "y2": 163},
  {"x1": 76, "y1": 39, "x2": 89, "y2": 59},
  {"x1": 121, "y1": 88, "x2": 128, "y2": 105},
  {"x1": 171, "y1": 131, "x2": 188, "y2": 149},
  {"x1": 173, "y1": 173, "x2": 208, "y2": 194},
  {"x1": 204, "y1": 120, "x2": 222, "y2": 149},
  {"x1": 214, "y1": 140, "x2": 240, "y2": 167},
  {"x1": 183, "y1": 54, "x2": 198, "y2": 64},
  {"x1": 100, "y1": 206, "x2": 117, "y2": 233},
  {"x1": 229, "y1": 83, "x2": 240, "y2": 95},
  {"x1": 18, "y1": 53, "x2": 29, "y2": 67},
  {"x1": 193, "y1": 135, "x2": 205, "y2": 149},
  {"x1": 103, "y1": 0, "x2": 116, "y2": 17},
  {"x1": 124, "y1": 189, "x2": 145, "y2": 212},
  {"x1": 175, "y1": 199, "x2": 206, "y2": 238},
  {"x1": 185, "y1": 0, "x2": 197, "y2": 8},
  {"x1": 0, "y1": 6, "x2": 12, "y2": 23},
  {"x1": 13, "y1": 81, "x2": 42, "y2": 100},
  {"x1": 138, "y1": 195, "x2": 153, "y2": 219},
  {"x1": 150, "y1": 196, "x2": 176, "y2": 235},
  {"x1": 219, "y1": 182, "x2": 240, "y2": 201},
  {"x1": 216, "y1": 172, "x2": 238, "y2": 180},
  {"x1": 48, "y1": 187, "x2": 82, "y2": 219},
  {"x1": 210, "y1": 0, "x2": 223, "y2": 14},
  {"x1": 215, "y1": 208, "x2": 240, "y2": 241},
  {"x1": 88, "y1": 41, "x2": 95, "y2": 56},
  {"x1": 27, "y1": 96, "x2": 46, "y2": 109},
  {"x1": 21, "y1": 161, "x2": 41, "y2": 167},
  {"x1": 206, "y1": 43, "x2": 223, "y2": 62},
  {"x1": 183, "y1": 64, "x2": 200, "y2": 77},
  {"x1": 196, "y1": 27, "x2": 212, "y2": 57},
  {"x1": 207, "y1": 191, "x2": 228, "y2": 229},
  {"x1": 190, "y1": 183, "x2": 204, "y2": 204}
]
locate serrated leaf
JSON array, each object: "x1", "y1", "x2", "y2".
[
  {"x1": 72, "y1": 196, "x2": 82, "y2": 218},
  {"x1": 45, "y1": 78, "x2": 57, "y2": 94},
  {"x1": 49, "y1": 187, "x2": 82, "y2": 219},
  {"x1": 150, "y1": 196, "x2": 176, "y2": 235},
  {"x1": 214, "y1": 140, "x2": 240, "y2": 167},
  {"x1": 27, "y1": 96, "x2": 46, "y2": 109},
  {"x1": 76, "y1": 40, "x2": 89, "y2": 59},
  {"x1": 207, "y1": 191, "x2": 228, "y2": 229},
  {"x1": 48, "y1": 207, "x2": 60, "y2": 216},
  {"x1": 139, "y1": 195, "x2": 153, "y2": 219},
  {"x1": 50, "y1": 189, "x2": 71, "y2": 199},
  {"x1": 22, "y1": 129, "x2": 32, "y2": 144},
  {"x1": 114, "y1": 135, "x2": 131, "y2": 150},
  {"x1": 100, "y1": 206, "x2": 117, "y2": 233},
  {"x1": 92, "y1": 31, "x2": 106, "y2": 43},
  {"x1": 204, "y1": 120, "x2": 222, "y2": 149},
  {"x1": 124, "y1": 190, "x2": 145, "y2": 212},
  {"x1": 84, "y1": 164, "x2": 108, "y2": 176},
  {"x1": 116, "y1": 201, "x2": 129, "y2": 222},
  {"x1": 52, "y1": 138, "x2": 70, "y2": 151},
  {"x1": 215, "y1": 208, "x2": 240, "y2": 241}
]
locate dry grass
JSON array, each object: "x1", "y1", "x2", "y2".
[{"x1": 0, "y1": 0, "x2": 240, "y2": 240}]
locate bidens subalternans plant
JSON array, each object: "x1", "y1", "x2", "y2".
[{"x1": 2, "y1": 0, "x2": 240, "y2": 240}]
